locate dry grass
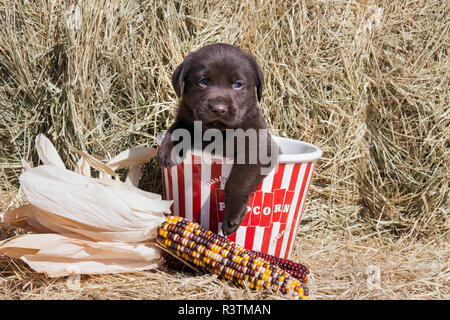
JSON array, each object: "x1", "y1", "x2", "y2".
[
  {"x1": 0, "y1": 0, "x2": 449, "y2": 299},
  {"x1": 1, "y1": 202, "x2": 448, "y2": 300}
]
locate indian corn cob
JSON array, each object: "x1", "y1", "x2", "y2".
[
  {"x1": 157, "y1": 215, "x2": 309, "y2": 300},
  {"x1": 163, "y1": 242, "x2": 309, "y2": 283}
]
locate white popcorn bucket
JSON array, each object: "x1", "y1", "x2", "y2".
[{"x1": 157, "y1": 134, "x2": 322, "y2": 259}]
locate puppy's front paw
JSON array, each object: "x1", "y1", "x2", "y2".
[
  {"x1": 222, "y1": 201, "x2": 248, "y2": 236},
  {"x1": 157, "y1": 145, "x2": 178, "y2": 168}
]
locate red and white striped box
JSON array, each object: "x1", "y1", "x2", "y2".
[{"x1": 158, "y1": 135, "x2": 321, "y2": 259}]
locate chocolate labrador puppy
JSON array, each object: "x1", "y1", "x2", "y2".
[{"x1": 158, "y1": 43, "x2": 278, "y2": 236}]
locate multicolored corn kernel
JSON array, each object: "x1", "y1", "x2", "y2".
[
  {"x1": 158, "y1": 216, "x2": 309, "y2": 300},
  {"x1": 250, "y1": 250, "x2": 309, "y2": 283}
]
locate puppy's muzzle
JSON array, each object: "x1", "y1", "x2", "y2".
[{"x1": 209, "y1": 103, "x2": 228, "y2": 115}]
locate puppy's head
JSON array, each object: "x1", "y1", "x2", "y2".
[{"x1": 172, "y1": 43, "x2": 263, "y2": 129}]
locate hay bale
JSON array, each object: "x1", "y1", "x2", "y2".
[
  {"x1": 356, "y1": 1, "x2": 449, "y2": 236},
  {"x1": 0, "y1": 0, "x2": 448, "y2": 239}
]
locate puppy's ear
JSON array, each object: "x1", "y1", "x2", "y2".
[
  {"x1": 172, "y1": 56, "x2": 191, "y2": 98},
  {"x1": 245, "y1": 53, "x2": 264, "y2": 102}
]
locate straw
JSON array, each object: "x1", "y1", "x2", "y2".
[{"x1": 1, "y1": 0, "x2": 448, "y2": 299}]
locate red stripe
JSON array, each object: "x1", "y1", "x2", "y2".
[
  {"x1": 251, "y1": 164, "x2": 283, "y2": 254},
  {"x1": 284, "y1": 162, "x2": 312, "y2": 259},
  {"x1": 297, "y1": 163, "x2": 315, "y2": 223},
  {"x1": 272, "y1": 189, "x2": 286, "y2": 222},
  {"x1": 260, "y1": 190, "x2": 275, "y2": 253},
  {"x1": 271, "y1": 164, "x2": 285, "y2": 191},
  {"x1": 227, "y1": 232, "x2": 237, "y2": 243},
  {"x1": 286, "y1": 163, "x2": 315, "y2": 258},
  {"x1": 274, "y1": 223, "x2": 287, "y2": 258},
  {"x1": 166, "y1": 166, "x2": 174, "y2": 214},
  {"x1": 274, "y1": 163, "x2": 301, "y2": 257},
  {"x1": 244, "y1": 226, "x2": 256, "y2": 250},
  {"x1": 241, "y1": 193, "x2": 255, "y2": 226},
  {"x1": 273, "y1": 223, "x2": 287, "y2": 257},
  {"x1": 279, "y1": 163, "x2": 301, "y2": 223},
  {"x1": 260, "y1": 225, "x2": 273, "y2": 254},
  {"x1": 216, "y1": 189, "x2": 226, "y2": 222},
  {"x1": 192, "y1": 155, "x2": 202, "y2": 224},
  {"x1": 209, "y1": 160, "x2": 222, "y2": 233},
  {"x1": 280, "y1": 190, "x2": 295, "y2": 224},
  {"x1": 177, "y1": 162, "x2": 186, "y2": 218},
  {"x1": 288, "y1": 163, "x2": 301, "y2": 191},
  {"x1": 259, "y1": 192, "x2": 273, "y2": 227}
]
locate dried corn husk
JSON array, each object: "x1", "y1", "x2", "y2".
[
  {"x1": 0, "y1": 234, "x2": 161, "y2": 277},
  {"x1": 0, "y1": 134, "x2": 172, "y2": 277}
]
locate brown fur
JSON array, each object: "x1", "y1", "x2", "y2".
[{"x1": 158, "y1": 43, "x2": 278, "y2": 235}]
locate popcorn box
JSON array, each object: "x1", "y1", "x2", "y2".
[{"x1": 158, "y1": 134, "x2": 321, "y2": 259}]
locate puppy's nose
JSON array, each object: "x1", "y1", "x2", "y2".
[{"x1": 210, "y1": 104, "x2": 227, "y2": 114}]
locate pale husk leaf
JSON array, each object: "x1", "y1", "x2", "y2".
[
  {"x1": 35, "y1": 134, "x2": 66, "y2": 169},
  {"x1": 0, "y1": 233, "x2": 161, "y2": 277}
]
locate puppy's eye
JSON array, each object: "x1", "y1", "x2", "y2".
[
  {"x1": 198, "y1": 79, "x2": 208, "y2": 87},
  {"x1": 233, "y1": 81, "x2": 243, "y2": 89}
]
